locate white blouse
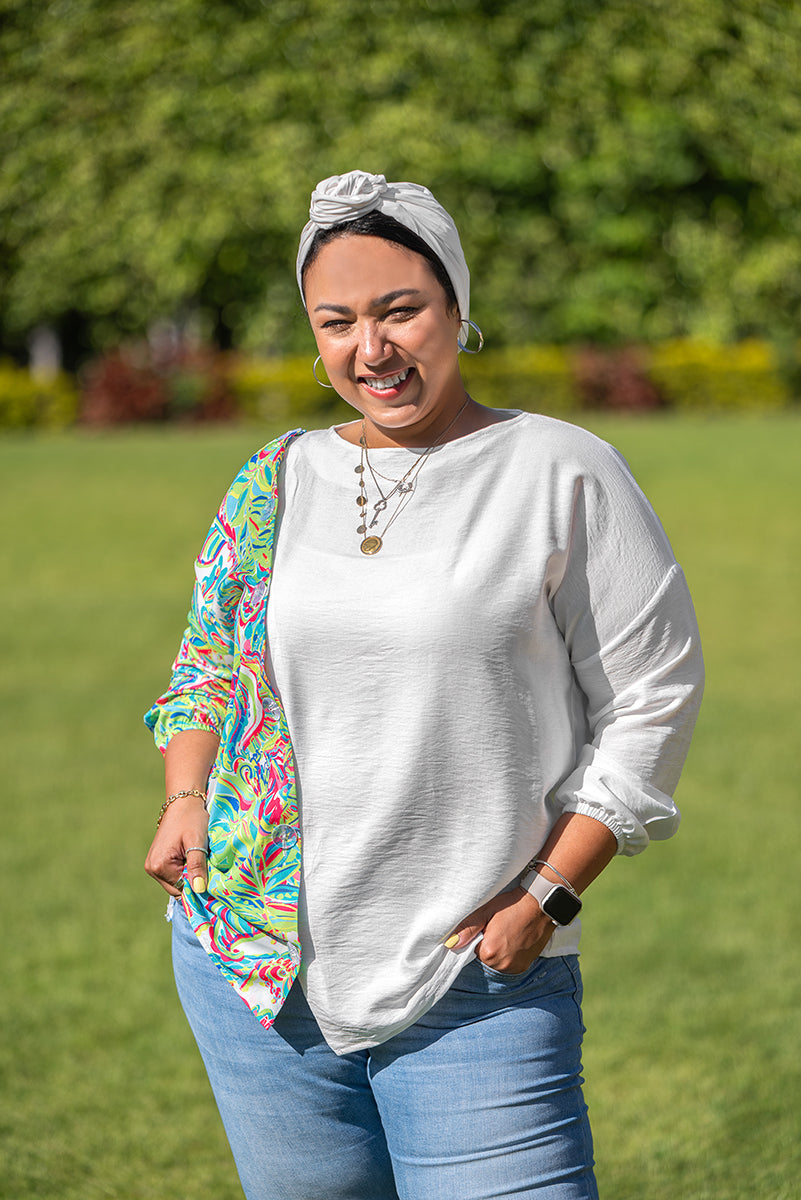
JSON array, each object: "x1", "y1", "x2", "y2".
[{"x1": 265, "y1": 412, "x2": 704, "y2": 1053}]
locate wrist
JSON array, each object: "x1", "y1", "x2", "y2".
[
  {"x1": 157, "y1": 788, "x2": 207, "y2": 827},
  {"x1": 515, "y1": 885, "x2": 553, "y2": 923},
  {"x1": 521, "y1": 858, "x2": 579, "y2": 894},
  {"x1": 518, "y1": 865, "x2": 583, "y2": 928}
]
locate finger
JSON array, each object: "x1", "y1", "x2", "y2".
[
  {"x1": 476, "y1": 944, "x2": 537, "y2": 974},
  {"x1": 162, "y1": 864, "x2": 187, "y2": 897},
  {"x1": 145, "y1": 841, "x2": 191, "y2": 897},
  {"x1": 443, "y1": 922, "x2": 486, "y2": 951},
  {"x1": 443, "y1": 891, "x2": 523, "y2": 951},
  {"x1": 183, "y1": 845, "x2": 209, "y2": 894},
  {"x1": 154, "y1": 871, "x2": 185, "y2": 898}
]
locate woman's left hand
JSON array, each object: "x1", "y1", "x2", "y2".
[{"x1": 445, "y1": 887, "x2": 555, "y2": 974}]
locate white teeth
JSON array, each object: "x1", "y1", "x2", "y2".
[{"x1": 363, "y1": 369, "x2": 410, "y2": 390}]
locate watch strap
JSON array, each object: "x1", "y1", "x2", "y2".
[{"x1": 520, "y1": 868, "x2": 582, "y2": 926}]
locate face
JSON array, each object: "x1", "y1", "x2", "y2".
[{"x1": 303, "y1": 235, "x2": 465, "y2": 445}]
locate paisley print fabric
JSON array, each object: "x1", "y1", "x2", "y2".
[{"x1": 145, "y1": 430, "x2": 305, "y2": 1029}]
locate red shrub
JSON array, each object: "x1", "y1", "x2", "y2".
[
  {"x1": 79, "y1": 342, "x2": 237, "y2": 425},
  {"x1": 574, "y1": 346, "x2": 665, "y2": 412}
]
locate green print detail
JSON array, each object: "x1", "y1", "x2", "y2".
[{"x1": 144, "y1": 429, "x2": 305, "y2": 1028}]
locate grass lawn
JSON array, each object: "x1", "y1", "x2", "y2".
[{"x1": 1, "y1": 411, "x2": 799, "y2": 1199}]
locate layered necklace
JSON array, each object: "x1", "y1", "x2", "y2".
[{"x1": 355, "y1": 397, "x2": 470, "y2": 555}]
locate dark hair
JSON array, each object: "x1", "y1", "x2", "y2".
[{"x1": 300, "y1": 209, "x2": 460, "y2": 316}]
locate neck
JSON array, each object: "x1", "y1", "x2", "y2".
[
  {"x1": 364, "y1": 394, "x2": 472, "y2": 450},
  {"x1": 335, "y1": 396, "x2": 511, "y2": 450}
]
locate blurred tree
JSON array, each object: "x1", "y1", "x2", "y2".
[{"x1": 1, "y1": 0, "x2": 800, "y2": 358}]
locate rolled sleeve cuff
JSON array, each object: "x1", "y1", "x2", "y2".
[
  {"x1": 556, "y1": 745, "x2": 681, "y2": 856},
  {"x1": 143, "y1": 702, "x2": 223, "y2": 754}
]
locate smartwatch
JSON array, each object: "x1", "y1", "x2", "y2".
[{"x1": 519, "y1": 868, "x2": 582, "y2": 927}]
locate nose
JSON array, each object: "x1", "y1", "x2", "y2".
[{"x1": 358, "y1": 320, "x2": 391, "y2": 365}]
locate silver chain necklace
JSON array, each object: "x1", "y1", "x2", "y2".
[{"x1": 355, "y1": 397, "x2": 470, "y2": 555}]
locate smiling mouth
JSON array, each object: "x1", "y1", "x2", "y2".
[{"x1": 359, "y1": 368, "x2": 412, "y2": 391}]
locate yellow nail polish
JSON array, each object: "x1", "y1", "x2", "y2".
[
  {"x1": 444, "y1": 934, "x2": 459, "y2": 949},
  {"x1": 191, "y1": 876, "x2": 206, "y2": 893}
]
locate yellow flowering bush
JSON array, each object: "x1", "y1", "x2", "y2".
[
  {"x1": 0, "y1": 361, "x2": 80, "y2": 429},
  {"x1": 648, "y1": 340, "x2": 791, "y2": 410}
]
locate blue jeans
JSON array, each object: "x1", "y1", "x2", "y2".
[{"x1": 172, "y1": 903, "x2": 598, "y2": 1200}]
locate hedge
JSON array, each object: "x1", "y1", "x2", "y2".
[
  {"x1": 647, "y1": 340, "x2": 792, "y2": 411},
  {"x1": 0, "y1": 361, "x2": 79, "y2": 429},
  {"x1": 0, "y1": 340, "x2": 797, "y2": 430}
]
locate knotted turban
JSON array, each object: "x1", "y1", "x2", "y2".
[{"x1": 296, "y1": 171, "x2": 470, "y2": 321}]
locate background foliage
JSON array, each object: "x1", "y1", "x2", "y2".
[
  {"x1": 2, "y1": 335, "x2": 794, "y2": 430},
  {"x1": 2, "y1": 0, "x2": 801, "y2": 362}
]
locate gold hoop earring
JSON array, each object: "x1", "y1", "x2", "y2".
[
  {"x1": 457, "y1": 319, "x2": 484, "y2": 354},
  {"x1": 312, "y1": 355, "x2": 335, "y2": 388}
]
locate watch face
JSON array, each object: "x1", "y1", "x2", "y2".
[{"x1": 543, "y1": 885, "x2": 582, "y2": 926}]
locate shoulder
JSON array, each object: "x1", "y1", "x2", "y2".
[
  {"x1": 228, "y1": 428, "x2": 306, "y2": 491},
  {"x1": 501, "y1": 412, "x2": 632, "y2": 479},
  {"x1": 218, "y1": 428, "x2": 306, "y2": 527},
  {"x1": 242, "y1": 427, "x2": 307, "y2": 479}
]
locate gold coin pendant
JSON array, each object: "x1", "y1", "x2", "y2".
[{"x1": 360, "y1": 536, "x2": 383, "y2": 556}]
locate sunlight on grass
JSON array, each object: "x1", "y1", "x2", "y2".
[{"x1": 1, "y1": 412, "x2": 799, "y2": 1198}]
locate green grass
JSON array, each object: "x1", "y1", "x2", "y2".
[{"x1": 1, "y1": 412, "x2": 799, "y2": 1199}]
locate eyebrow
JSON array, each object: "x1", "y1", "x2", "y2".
[{"x1": 313, "y1": 288, "x2": 423, "y2": 314}]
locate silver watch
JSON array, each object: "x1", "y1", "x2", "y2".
[{"x1": 520, "y1": 868, "x2": 582, "y2": 927}]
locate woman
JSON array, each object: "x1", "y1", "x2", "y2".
[{"x1": 145, "y1": 170, "x2": 704, "y2": 1200}]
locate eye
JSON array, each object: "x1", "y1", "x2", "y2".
[
  {"x1": 385, "y1": 306, "x2": 419, "y2": 321},
  {"x1": 320, "y1": 318, "x2": 351, "y2": 331}
]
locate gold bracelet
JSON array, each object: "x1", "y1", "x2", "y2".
[{"x1": 157, "y1": 788, "x2": 207, "y2": 827}]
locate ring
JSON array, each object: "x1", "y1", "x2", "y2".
[
  {"x1": 184, "y1": 847, "x2": 209, "y2": 855},
  {"x1": 174, "y1": 878, "x2": 185, "y2": 890}
]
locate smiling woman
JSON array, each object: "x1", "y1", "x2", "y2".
[
  {"x1": 144, "y1": 170, "x2": 705, "y2": 1200},
  {"x1": 304, "y1": 236, "x2": 469, "y2": 445}
]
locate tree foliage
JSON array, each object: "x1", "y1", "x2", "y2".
[{"x1": 2, "y1": 0, "x2": 800, "y2": 359}]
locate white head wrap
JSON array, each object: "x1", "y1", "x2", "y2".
[{"x1": 296, "y1": 170, "x2": 470, "y2": 320}]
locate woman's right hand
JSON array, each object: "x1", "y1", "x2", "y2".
[
  {"x1": 144, "y1": 794, "x2": 210, "y2": 897},
  {"x1": 146, "y1": 729, "x2": 220, "y2": 896}
]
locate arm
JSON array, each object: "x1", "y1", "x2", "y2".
[
  {"x1": 449, "y1": 439, "x2": 703, "y2": 970},
  {"x1": 143, "y1": 456, "x2": 258, "y2": 892},
  {"x1": 143, "y1": 447, "x2": 269, "y2": 751},
  {"x1": 550, "y1": 445, "x2": 704, "y2": 852},
  {"x1": 142, "y1": 532, "x2": 238, "y2": 897},
  {"x1": 144, "y1": 729, "x2": 220, "y2": 895},
  {"x1": 446, "y1": 813, "x2": 617, "y2": 972}
]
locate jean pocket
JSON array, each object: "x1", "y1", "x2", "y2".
[{"x1": 478, "y1": 957, "x2": 542, "y2": 983}]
